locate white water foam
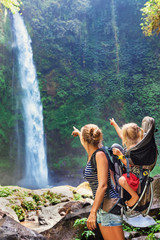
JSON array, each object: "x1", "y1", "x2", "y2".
[{"x1": 13, "y1": 12, "x2": 48, "y2": 188}]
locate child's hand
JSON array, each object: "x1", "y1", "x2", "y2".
[
  {"x1": 72, "y1": 126, "x2": 80, "y2": 137},
  {"x1": 112, "y1": 148, "x2": 123, "y2": 156},
  {"x1": 109, "y1": 118, "x2": 116, "y2": 126}
]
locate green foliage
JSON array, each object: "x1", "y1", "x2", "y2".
[
  {"x1": 73, "y1": 193, "x2": 82, "y2": 201},
  {"x1": 141, "y1": 0, "x2": 160, "y2": 36},
  {"x1": 12, "y1": 189, "x2": 30, "y2": 199},
  {"x1": 82, "y1": 230, "x2": 95, "y2": 240},
  {"x1": 9, "y1": 198, "x2": 15, "y2": 204},
  {"x1": 0, "y1": 9, "x2": 17, "y2": 157},
  {"x1": 0, "y1": 0, "x2": 160, "y2": 174},
  {"x1": 11, "y1": 205, "x2": 25, "y2": 221},
  {"x1": 43, "y1": 191, "x2": 61, "y2": 205},
  {"x1": 147, "y1": 220, "x2": 160, "y2": 235},
  {"x1": 21, "y1": 200, "x2": 37, "y2": 210},
  {"x1": 74, "y1": 218, "x2": 88, "y2": 227},
  {"x1": 73, "y1": 218, "x2": 95, "y2": 240},
  {"x1": 19, "y1": 191, "x2": 29, "y2": 198},
  {"x1": 0, "y1": 187, "x2": 14, "y2": 197},
  {"x1": 150, "y1": 165, "x2": 160, "y2": 177},
  {"x1": 146, "y1": 233, "x2": 157, "y2": 240},
  {"x1": 122, "y1": 223, "x2": 140, "y2": 233},
  {"x1": 32, "y1": 194, "x2": 41, "y2": 203},
  {"x1": 20, "y1": 0, "x2": 160, "y2": 171},
  {"x1": 0, "y1": 158, "x2": 11, "y2": 169},
  {"x1": 123, "y1": 219, "x2": 160, "y2": 239},
  {"x1": 0, "y1": 0, "x2": 21, "y2": 14}
]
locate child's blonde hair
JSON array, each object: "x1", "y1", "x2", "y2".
[{"x1": 122, "y1": 123, "x2": 144, "y2": 148}]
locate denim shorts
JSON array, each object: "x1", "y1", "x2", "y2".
[{"x1": 97, "y1": 208, "x2": 122, "y2": 227}]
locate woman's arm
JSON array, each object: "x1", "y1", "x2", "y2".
[
  {"x1": 87, "y1": 151, "x2": 108, "y2": 230},
  {"x1": 110, "y1": 118, "x2": 122, "y2": 139}
]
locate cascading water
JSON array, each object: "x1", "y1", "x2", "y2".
[
  {"x1": 13, "y1": 12, "x2": 48, "y2": 188},
  {"x1": 111, "y1": 0, "x2": 120, "y2": 75}
]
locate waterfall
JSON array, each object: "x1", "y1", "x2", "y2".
[
  {"x1": 111, "y1": 0, "x2": 120, "y2": 75},
  {"x1": 12, "y1": 12, "x2": 48, "y2": 189}
]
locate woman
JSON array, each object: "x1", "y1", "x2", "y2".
[{"x1": 72, "y1": 124, "x2": 124, "y2": 240}]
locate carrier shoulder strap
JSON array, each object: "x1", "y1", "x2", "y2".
[
  {"x1": 90, "y1": 147, "x2": 113, "y2": 190},
  {"x1": 90, "y1": 146, "x2": 113, "y2": 172}
]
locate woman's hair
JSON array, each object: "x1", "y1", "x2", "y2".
[
  {"x1": 122, "y1": 123, "x2": 144, "y2": 148},
  {"x1": 81, "y1": 124, "x2": 103, "y2": 147}
]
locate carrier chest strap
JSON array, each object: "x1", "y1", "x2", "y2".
[
  {"x1": 139, "y1": 166, "x2": 143, "y2": 183},
  {"x1": 126, "y1": 157, "x2": 130, "y2": 178}
]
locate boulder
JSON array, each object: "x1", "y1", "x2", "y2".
[
  {"x1": 50, "y1": 185, "x2": 75, "y2": 199},
  {"x1": 0, "y1": 215, "x2": 46, "y2": 240},
  {"x1": 32, "y1": 185, "x2": 75, "y2": 199},
  {"x1": 22, "y1": 202, "x2": 68, "y2": 233},
  {"x1": 37, "y1": 202, "x2": 67, "y2": 232},
  {"x1": 0, "y1": 175, "x2": 159, "y2": 240},
  {"x1": 0, "y1": 198, "x2": 19, "y2": 221},
  {"x1": 76, "y1": 182, "x2": 93, "y2": 198},
  {"x1": 41, "y1": 201, "x2": 91, "y2": 240}
]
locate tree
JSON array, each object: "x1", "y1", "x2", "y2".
[
  {"x1": 0, "y1": 0, "x2": 21, "y2": 13},
  {"x1": 141, "y1": 0, "x2": 160, "y2": 36}
]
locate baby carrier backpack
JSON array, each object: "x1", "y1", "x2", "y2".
[{"x1": 109, "y1": 116, "x2": 158, "y2": 217}]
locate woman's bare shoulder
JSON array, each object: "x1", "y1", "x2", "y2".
[{"x1": 96, "y1": 150, "x2": 107, "y2": 160}]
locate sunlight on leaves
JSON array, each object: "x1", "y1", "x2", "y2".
[
  {"x1": 141, "y1": 0, "x2": 160, "y2": 36},
  {"x1": 0, "y1": 0, "x2": 21, "y2": 14}
]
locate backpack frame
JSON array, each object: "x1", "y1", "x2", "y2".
[
  {"x1": 110, "y1": 117, "x2": 158, "y2": 218},
  {"x1": 91, "y1": 117, "x2": 158, "y2": 218}
]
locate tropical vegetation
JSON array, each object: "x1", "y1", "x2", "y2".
[
  {"x1": 0, "y1": 0, "x2": 160, "y2": 181},
  {"x1": 141, "y1": 0, "x2": 160, "y2": 36}
]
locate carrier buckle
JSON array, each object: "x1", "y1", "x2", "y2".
[{"x1": 143, "y1": 170, "x2": 148, "y2": 176}]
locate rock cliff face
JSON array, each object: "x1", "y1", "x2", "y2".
[{"x1": 0, "y1": 175, "x2": 159, "y2": 239}]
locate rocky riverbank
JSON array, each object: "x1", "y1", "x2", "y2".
[{"x1": 0, "y1": 176, "x2": 160, "y2": 239}]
